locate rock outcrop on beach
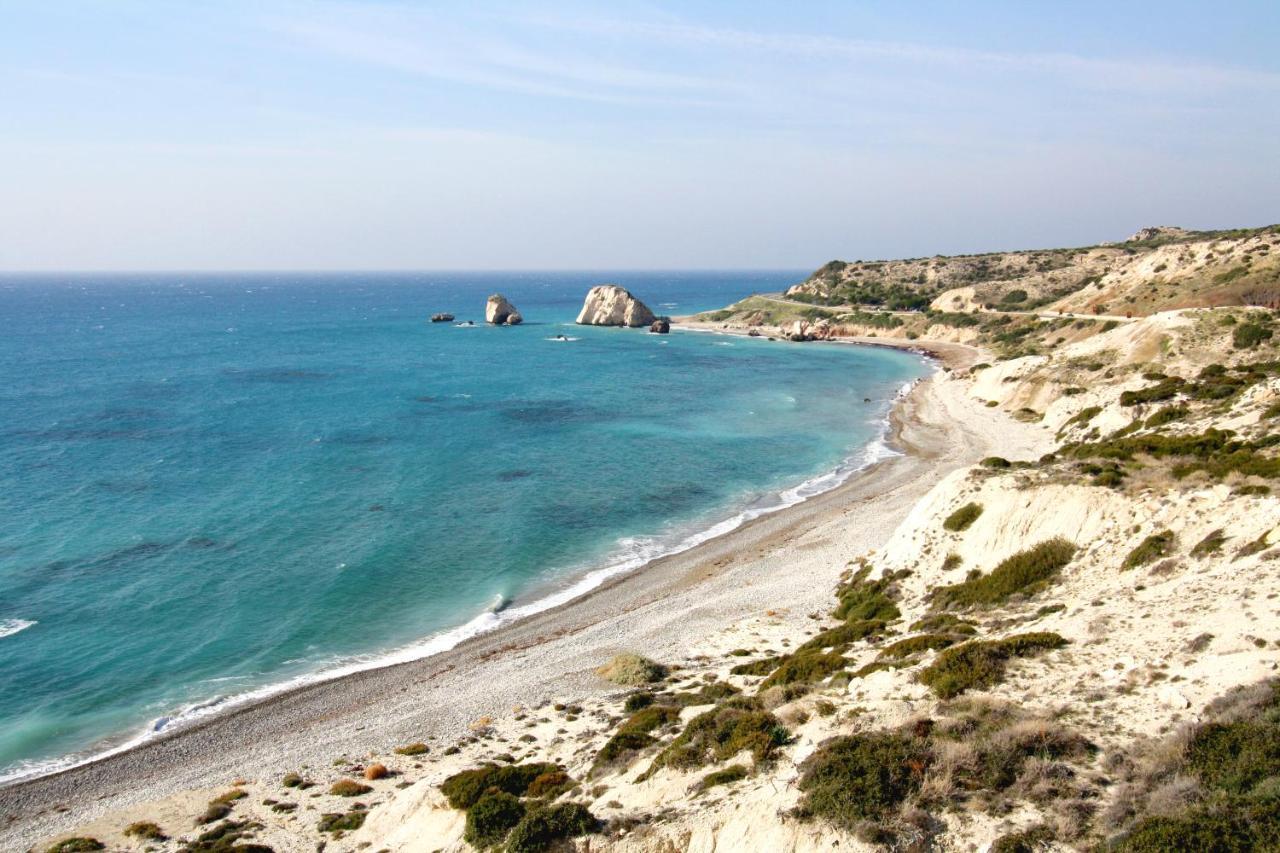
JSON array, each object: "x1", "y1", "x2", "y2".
[
  {"x1": 576, "y1": 285, "x2": 656, "y2": 327},
  {"x1": 485, "y1": 294, "x2": 522, "y2": 325},
  {"x1": 649, "y1": 317, "x2": 670, "y2": 334}
]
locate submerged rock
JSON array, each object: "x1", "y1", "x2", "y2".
[
  {"x1": 485, "y1": 295, "x2": 522, "y2": 325},
  {"x1": 430, "y1": 313, "x2": 455, "y2": 323},
  {"x1": 576, "y1": 285, "x2": 656, "y2": 328},
  {"x1": 649, "y1": 317, "x2": 670, "y2": 334}
]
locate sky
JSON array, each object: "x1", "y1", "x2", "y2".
[{"x1": 1, "y1": 1, "x2": 1279, "y2": 271}]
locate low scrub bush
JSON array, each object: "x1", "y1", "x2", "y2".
[
  {"x1": 122, "y1": 821, "x2": 165, "y2": 841},
  {"x1": 908, "y1": 613, "x2": 977, "y2": 635},
  {"x1": 759, "y1": 650, "x2": 847, "y2": 689},
  {"x1": 595, "y1": 653, "x2": 667, "y2": 686},
  {"x1": 1122, "y1": 531, "x2": 1176, "y2": 570},
  {"x1": 918, "y1": 633, "x2": 1068, "y2": 699},
  {"x1": 394, "y1": 741, "x2": 429, "y2": 756},
  {"x1": 594, "y1": 705, "x2": 681, "y2": 770},
  {"x1": 642, "y1": 700, "x2": 788, "y2": 778},
  {"x1": 929, "y1": 539, "x2": 1076, "y2": 609},
  {"x1": 696, "y1": 764, "x2": 749, "y2": 792},
  {"x1": 795, "y1": 732, "x2": 930, "y2": 828},
  {"x1": 797, "y1": 619, "x2": 888, "y2": 652},
  {"x1": 318, "y1": 810, "x2": 366, "y2": 833},
  {"x1": 730, "y1": 655, "x2": 784, "y2": 677},
  {"x1": 877, "y1": 634, "x2": 960, "y2": 661},
  {"x1": 329, "y1": 779, "x2": 371, "y2": 797},
  {"x1": 440, "y1": 762, "x2": 564, "y2": 809},
  {"x1": 1104, "y1": 679, "x2": 1280, "y2": 851},
  {"x1": 943, "y1": 502, "x2": 983, "y2": 532},
  {"x1": 465, "y1": 791, "x2": 525, "y2": 848},
  {"x1": 505, "y1": 802, "x2": 600, "y2": 853},
  {"x1": 46, "y1": 841, "x2": 104, "y2": 853},
  {"x1": 832, "y1": 567, "x2": 903, "y2": 623}
]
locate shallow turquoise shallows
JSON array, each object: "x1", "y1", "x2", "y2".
[{"x1": 0, "y1": 271, "x2": 928, "y2": 779}]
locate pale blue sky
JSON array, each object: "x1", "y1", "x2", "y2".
[{"x1": 2, "y1": 1, "x2": 1278, "y2": 270}]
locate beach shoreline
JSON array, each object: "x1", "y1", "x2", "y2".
[{"x1": 2, "y1": 333, "x2": 1050, "y2": 849}]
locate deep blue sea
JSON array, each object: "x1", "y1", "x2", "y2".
[{"x1": 0, "y1": 271, "x2": 928, "y2": 780}]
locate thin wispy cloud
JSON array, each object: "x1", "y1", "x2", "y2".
[{"x1": 532, "y1": 15, "x2": 1280, "y2": 96}]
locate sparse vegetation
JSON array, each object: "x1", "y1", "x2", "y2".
[
  {"x1": 504, "y1": 802, "x2": 600, "y2": 853},
  {"x1": 318, "y1": 810, "x2": 366, "y2": 833},
  {"x1": 1122, "y1": 531, "x2": 1177, "y2": 570},
  {"x1": 696, "y1": 764, "x2": 749, "y2": 792},
  {"x1": 795, "y1": 732, "x2": 929, "y2": 828},
  {"x1": 394, "y1": 741, "x2": 430, "y2": 756},
  {"x1": 930, "y1": 539, "x2": 1076, "y2": 609},
  {"x1": 595, "y1": 653, "x2": 667, "y2": 686},
  {"x1": 642, "y1": 698, "x2": 788, "y2": 778},
  {"x1": 329, "y1": 778, "x2": 372, "y2": 797},
  {"x1": 122, "y1": 821, "x2": 166, "y2": 841},
  {"x1": 918, "y1": 633, "x2": 1068, "y2": 698},
  {"x1": 440, "y1": 762, "x2": 565, "y2": 810},
  {"x1": 943, "y1": 502, "x2": 983, "y2": 532},
  {"x1": 46, "y1": 841, "x2": 105, "y2": 853}
]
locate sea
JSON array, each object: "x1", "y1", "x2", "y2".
[{"x1": 0, "y1": 271, "x2": 929, "y2": 782}]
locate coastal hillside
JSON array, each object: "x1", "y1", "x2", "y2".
[
  {"x1": 25, "y1": 232, "x2": 1280, "y2": 853},
  {"x1": 788, "y1": 224, "x2": 1280, "y2": 316}
]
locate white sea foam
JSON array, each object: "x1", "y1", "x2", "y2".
[
  {"x1": 0, "y1": 369, "x2": 933, "y2": 787},
  {"x1": 0, "y1": 619, "x2": 35, "y2": 639}
]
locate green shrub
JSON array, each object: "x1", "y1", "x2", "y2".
[
  {"x1": 930, "y1": 539, "x2": 1076, "y2": 609},
  {"x1": 281, "y1": 772, "x2": 305, "y2": 788},
  {"x1": 1120, "y1": 377, "x2": 1184, "y2": 406},
  {"x1": 1063, "y1": 405, "x2": 1103, "y2": 430},
  {"x1": 595, "y1": 653, "x2": 667, "y2": 686},
  {"x1": 1191, "y1": 529, "x2": 1226, "y2": 558},
  {"x1": 759, "y1": 651, "x2": 847, "y2": 689},
  {"x1": 1185, "y1": 720, "x2": 1280, "y2": 796},
  {"x1": 991, "y1": 824, "x2": 1055, "y2": 853},
  {"x1": 1236, "y1": 531, "x2": 1271, "y2": 559},
  {"x1": 795, "y1": 732, "x2": 929, "y2": 828},
  {"x1": 796, "y1": 619, "x2": 888, "y2": 652},
  {"x1": 525, "y1": 769, "x2": 573, "y2": 799},
  {"x1": 876, "y1": 634, "x2": 960, "y2": 660},
  {"x1": 644, "y1": 701, "x2": 788, "y2": 777},
  {"x1": 394, "y1": 741, "x2": 430, "y2": 756},
  {"x1": 1234, "y1": 322, "x2": 1273, "y2": 350},
  {"x1": 943, "y1": 502, "x2": 983, "y2": 532},
  {"x1": 623, "y1": 692, "x2": 654, "y2": 712},
  {"x1": 908, "y1": 613, "x2": 976, "y2": 634},
  {"x1": 918, "y1": 633, "x2": 1068, "y2": 699},
  {"x1": 831, "y1": 567, "x2": 902, "y2": 623},
  {"x1": 122, "y1": 822, "x2": 165, "y2": 841},
  {"x1": 594, "y1": 705, "x2": 681, "y2": 769},
  {"x1": 465, "y1": 791, "x2": 526, "y2": 848},
  {"x1": 505, "y1": 802, "x2": 600, "y2": 853},
  {"x1": 1122, "y1": 531, "x2": 1177, "y2": 570},
  {"x1": 729, "y1": 655, "x2": 785, "y2": 677},
  {"x1": 982, "y1": 456, "x2": 1012, "y2": 469},
  {"x1": 1145, "y1": 405, "x2": 1188, "y2": 427},
  {"x1": 665, "y1": 681, "x2": 740, "y2": 706},
  {"x1": 1112, "y1": 800, "x2": 1280, "y2": 852},
  {"x1": 46, "y1": 841, "x2": 105, "y2": 853},
  {"x1": 329, "y1": 779, "x2": 371, "y2": 797},
  {"x1": 440, "y1": 763, "x2": 563, "y2": 809},
  {"x1": 696, "y1": 764, "x2": 749, "y2": 792},
  {"x1": 941, "y1": 553, "x2": 963, "y2": 571},
  {"x1": 318, "y1": 810, "x2": 366, "y2": 833}
]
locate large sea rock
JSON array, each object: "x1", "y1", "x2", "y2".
[
  {"x1": 485, "y1": 294, "x2": 522, "y2": 325},
  {"x1": 576, "y1": 285, "x2": 656, "y2": 328}
]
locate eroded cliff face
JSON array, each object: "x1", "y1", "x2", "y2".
[{"x1": 576, "y1": 285, "x2": 657, "y2": 327}]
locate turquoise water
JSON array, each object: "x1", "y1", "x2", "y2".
[{"x1": 0, "y1": 272, "x2": 928, "y2": 780}]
